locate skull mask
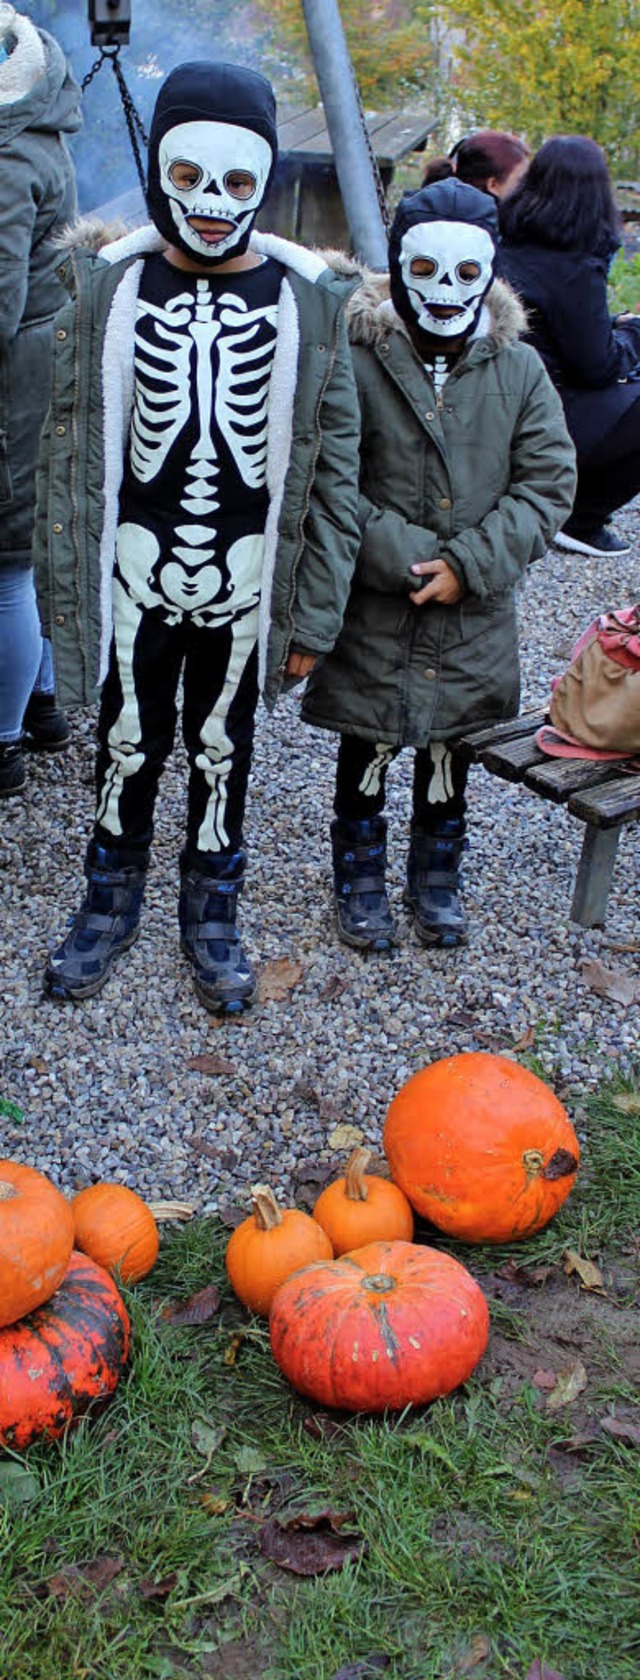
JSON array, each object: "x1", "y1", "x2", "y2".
[
  {"x1": 389, "y1": 179, "x2": 498, "y2": 347},
  {"x1": 146, "y1": 60, "x2": 278, "y2": 266}
]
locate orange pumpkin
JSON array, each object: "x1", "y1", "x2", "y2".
[
  {"x1": 71, "y1": 1183, "x2": 159, "y2": 1283},
  {"x1": 0, "y1": 1159, "x2": 75, "y2": 1328},
  {"x1": 225, "y1": 1184, "x2": 333, "y2": 1316},
  {"x1": 270, "y1": 1239, "x2": 489, "y2": 1411},
  {"x1": 312, "y1": 1147, "x2": 414, "y2": 1255},
  {"x1": 383, "y1": 1052, "x2": 580, "y2": 1243},
  {"x1": 0, "y1": 1251, "x2": 130, "y2": 1449}
]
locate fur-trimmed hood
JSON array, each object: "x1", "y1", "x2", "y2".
[
  {"x1": 57, "y1": 217, "x2": 344, "y2": 290},
  {"x1": 319, "y1": 249, "x2": 527, "y2": 351}
]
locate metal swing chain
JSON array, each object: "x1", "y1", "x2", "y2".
[
  {"x1": 81, "y1": 44, "x2": 148, "y2": 195},
  {"x1": 348, "y1": 61, "x2": 392, "y2": 236}
]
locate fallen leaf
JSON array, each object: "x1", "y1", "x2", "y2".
[
  {"x1": 28, "y1": 1055, "x2": 49, "y2": 1075},
  {"x1": 563, "y1": 1249, "x2": 605, "y2": 1292},
  {"x1": 328, "y1": 1123, "x2": 365, "y2": 1151},
  {"x1": 533, "y1": 1369, "x2": 558, "y2": 1391},
  {"x1": 301, "y1": 1413, "x2": 345, "y2": 1442},
  {"x1": 546, "y1": 1360, "x2": 588, "y2": 1412},
  {"x1": 224, "y1": 1332, "x2": 245, "y2": 1366},
  {"x1": 147, "y1": 1199, "x2": 196, "y2": 1221},
  {"x1": 217, "y1": 1203, "x2": 247, "y2": 1229},
  {"x1": 138, "y1": 1571, "x2": 179, "y2": 1600},
  {"x1": 161, "y1": 1284, "x2": 221, "y2": 1326},
  {"x1": 497, "y1": 1258, "x2": 555, "y2": 1287},
  {"x1": 512, "y1": 1025, "x2": 535, "y2": 1052},
  {"x1": 601, "y1": 1415, "x2": 640, "y2": 1447},
  {"x1": 191, "y1": 1418, "x2": 227, "y2": 1459},
  {"x1": 581, "y1": 957, "x2": 639, "y2": 1007},
  {"x1": 611, "y1": 1091, "x2": 640, "y2": 1115},
  {"x1": 329, "y1": 1659, "x2": 390, "y2": 1679},
  {"x1": 259, "y1": 1506, "x2": 366, "y2": 1575},
  {"x1": 524, "y1": 1664, "x2": 568, "y2": 1680},
  {"x1": 234, "y1": 1445, "x2": 268, "y2": 1477},
  {"x1": 455, "y1": 1633, "x2": 492, "y2": 1672},
  {"x1": 0, "y1": 1462, "x2": 39, "y2": 1507},
  {"x1": 319, "y1": 975, "x2": 349, "y2": 1003},
  {"x1": 187, "y1": 1053, "x2": 237, "y2": 1075},
  {"x1": 200, "y1": 1492, "x2": 231, "y2": 1516},
  {"x1": 548, "y1": 1431, "x2": 600, "y2": 1455},
  {"x1": 258, "y1": 957, "x2": 304, "y2": 1002},
  {"x1": 46, "y1": 1556, "x2": 125, "y2": 1601}
]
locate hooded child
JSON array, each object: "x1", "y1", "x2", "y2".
[
  {"x1": 302, "y1": 178, "x2": 577, "y2": 951},
  {"x1": 37, "y1": 59, "x2": 360, "y2": 1014}
]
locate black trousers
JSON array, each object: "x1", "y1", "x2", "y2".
[
  {"x1": 93, "y1": 605, "x2": 259, "y2": 865},
  {"x1": 335, "y1": 734, "x2": 468, "y2": 827},
  {"x1": 573, "y1": 393, "x2": 640, "y2": 531}
]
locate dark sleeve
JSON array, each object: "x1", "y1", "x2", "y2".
[{"x1": 541, "y1": 259, "x2": 640, "y2": 389}]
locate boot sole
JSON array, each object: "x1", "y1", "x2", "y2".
[
  {"x1": 403, "y1": 893, "x2": 467, "y2": 949},
  {"x1": 180, "y1": 938, "x2": 256, "y2": 1015},
  {"x1": 23, "y1": 737, "x2": 71, "y2": 754},
  {"x1": 0, "y1": 777, "x2": 27, "y2": 798},
  {"x1": 337, "y1": 924, "x2": 396, "y2": 953},
  {"x1": 44, "y1": 925, "x2": 141, "y2": 1001}
]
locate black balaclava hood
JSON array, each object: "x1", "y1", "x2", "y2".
[
  {"x1": 146, "y1": 60, "x2": 278, "y2": 266},
  {"x1": 389, "y1": 178, "x2": 498, "y2": 347}
]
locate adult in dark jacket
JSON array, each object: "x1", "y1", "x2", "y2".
[
  {"x1": 0, "y1": 5, "x2": 81, "y2": 796},
  {"x1": 499, "y1": 135, "x2": 640, "y2": 559},
  {"x1": 302, "y1": 181, "x2": 576, "y2": 953}
]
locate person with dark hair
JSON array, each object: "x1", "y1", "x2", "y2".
[
  {"x1": 0, "y1": 5, "x2": 81, "y2": 797},
  {"x1": 422, "y1": 129, "x2": 530, "y2": 199},
  {"x1": 301, "y1": 180, "x2": 576, "y2": 954},
  {"x1": 499, "y1": 134, "x2": 640, "y2": 558},
  {"x1": 34, "y1": 59, "x2": 361, "y2": 1014}
]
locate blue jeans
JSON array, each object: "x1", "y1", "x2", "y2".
[{"x1": 0, "y1": 566, "x2": 54, "y2": 743}]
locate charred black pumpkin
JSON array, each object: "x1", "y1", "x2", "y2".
[{"x1": 0, "y1": 1251, "x2": 130, "y2": 1448}]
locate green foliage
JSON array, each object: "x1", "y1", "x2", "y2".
[
  {"x1": 252, "y1": 0, "x2": 433, "y2": 105},
  {"x1": 420, "y1": 0, "x2": 640, "y2": 173},
  {"x1": 608, "y1": 250, "x2": 640, "y2": 313}
]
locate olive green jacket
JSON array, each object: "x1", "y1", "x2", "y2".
[
  {"x1": 33, "y1": 224, "x2": 361, "y2": 710},
  {"x1": 302, "y1": 270, "x2": 577, "y2": 745}
]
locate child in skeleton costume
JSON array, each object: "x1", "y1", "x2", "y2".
[
  {"x1": 36, "y1": 61, "x2": 361, "y2": 1013},
  {"x1": 302, "y1": 180, "x2": 576, "y2": 951}
]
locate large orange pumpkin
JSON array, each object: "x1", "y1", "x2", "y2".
[
  {"x1": 312, "y1": 1148, "x2": 414, "y2": 1255},
  {"x1": 0, "y1": 1160, "x2": 75, "y2": 1328},
  {"x1": 226, "y1": 1185, "x2": 333, "y2": 1316},
  {"x1": 0, "y1": 1251, "x2": 130, "y2": 1449},
  {"x1": 270, "y1": 1239, "x2": 489, "y2": 1411},
  {"x1": 383, "y1": 1052, "x2": 580, "y2": 1243},
  {"x1": 71, "y1": 1183, "x2": 159, "y2": 1283}
]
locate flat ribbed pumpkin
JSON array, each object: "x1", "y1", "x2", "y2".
[
  {"x1": 270, "y1": 1239, "x2": 489, "y2": 1411},
  {"x1": 312, "y1": 1148, "x2": 414, "y2": 1254},
  {"x1": 0, "y1": 1159, "x2": 75, "y2": 1328},
  {"x1": 383, "y1": 1052, "x2": 580, "y2": 1243},
  {"x1": 0, "y1": 1251, "x2": 130, "y2": 1450}
]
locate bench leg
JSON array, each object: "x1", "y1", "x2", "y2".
[{"x1": 570, "y1": 824, "x2": 621, "y2": 927}]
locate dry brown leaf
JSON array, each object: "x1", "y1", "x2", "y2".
[
  {"x1": 328, "y1": 1123, "x2": 365, "y2": 1152},
  {"x1": 581, "y1": 958, "x2": 639, "y2": 1007},
  {"x1": 601, "y1": 1414, "x2": 640, "y2": 1447},
  {"x1": 160, "y1": 1284, "x2": 221, "y2": 1326},
  {"x1": 546, "y1": 1359, "x2": 588, "y2": 1412},
  {"x1": 455, "y1": 1632, "x2": 492, "y2": 1672},
  {"x1": 28, "y1": 1055, "x2": 49, "y2": 1075},
  {"x1": 138, "y1": 1571, "x2": 179, "y2": 1600},
  {"x1": 46, "y1": 1556, "x2": 125, "y2": 1600},
  {"x1": 147, "y1": 1200, "x2": 195, "y2": 1222},
  {"x1": 258, "y1": 956, "x2": 305, "y2": 1002},
  {"x1": 319, "y1": 975, "x2": 349, "y2": 1003},
  {"x1": 259, "y1": 1506, "x2": 366, "y2": 1576},
  {"x1": 612, "y1": 1091, "x2": 640, "y2": 1115},
  {"x1": 533, "y1": 1368, "x2": 558, "y2": 1392},
  {"x1": 512, "y1": 1024, "x2": 536, "y2": 1052},
  {"x1": 563, "y1": 1249, "x2": 605, "y2": 1292},
  {"x1": 187, "y1": 1053, "x2": 237, "y2": 1076}
]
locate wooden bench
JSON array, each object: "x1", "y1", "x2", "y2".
[{"x1": 458, "y1": 710, "x2": 640, "y2": 928}]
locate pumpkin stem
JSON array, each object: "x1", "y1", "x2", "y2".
[
  {"x1": 344, "y1": 1147, "x2": 372, "y2": 1202},
  {"x1": 522, "y1": 1149, "x2": 545, "y2": 1181},
  {"x1": 362, "y1": 1274, "x2": 396, "y2": 1294},
  {"x1": 251, "y1": 1185, "x2": 283, "y2": 1231},
  {"x1": 0, "y1": 1180, "x2": 18, "y2": 1202}
]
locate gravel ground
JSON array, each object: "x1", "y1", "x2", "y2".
[{"x1": 1, "y1": 511, "x2": 639, "y2": 1211}]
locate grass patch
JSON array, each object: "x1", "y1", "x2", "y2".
[{"x1": 1, "y1": 1070, "x2": 639, "y2": 1679}]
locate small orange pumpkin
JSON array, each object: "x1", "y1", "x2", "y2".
[
  {"x1": 383, "y1": 1052, "x2": 580, "y2": 1243},
  {"x1": 0, "y1": 1159, "x2": 75, "y2": 1328},
  {"x1": 71, "y1": 1182, "x2": 160, "y2": 1283},
  {"x1": 270, "y1": 1239, "x2": 489, "y2": 1411},
  {"x1": 312, "y1": 1147, "x2": 414, "y2": 1255},
  {"x1": 225, "y1": 1184, "x2": 333, "y2": 1316}
]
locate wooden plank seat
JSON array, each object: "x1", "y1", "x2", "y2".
[{"x1": 458, "y1": 710, "x2": 640, "y2": 927}]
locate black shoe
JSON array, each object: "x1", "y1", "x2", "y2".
[
  {"x1": 404, "y1": 820, "x2": 468, "y2": 948},
  {"x1": 554, "y1": 524, "x2": 631, "y2": 558},
  {"x1": 0, "y1": 740, "x2": 26, "y2": 797},
  {"x1": 179, "y1": 850, "x2": 256, "y2": 1016},
  {"x1": 331, "y1": 816, "x2": 396, "y2": 952},
  {"x1": 44, "y1": 844, "x2": 147, "y2": 1001},
  {"x1": 22, "y1": 692, "x2": 70, "y2": 752}
]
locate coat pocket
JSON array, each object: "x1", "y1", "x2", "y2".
[{"x1": 0, "y1": 430, "x2": 13, "y2": 504}]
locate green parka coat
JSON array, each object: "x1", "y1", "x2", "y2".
[
  {"x1": 32, "y1": 224, "x2": 361, "y2": 711},
  {"x1": 302, "y1": 268, "x2": 577, "y2": 745}
]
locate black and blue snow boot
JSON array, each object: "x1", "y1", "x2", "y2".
[
  {"x1": 404, "y1": 819, "x2": 468, "y2": 948},
  {"x1": 22, "y1": 692, "x2": 70, "y2": 753},
  {"x1": 44, "y1": 842, "x2": 148, "y2": 1000},
  {"x1": 178, "y1": 849, "x2": 256, "y2": 1016},
  {"x1": 331, "y1": 816, "x2": 396, "y2": 952},
  {"x1": 0, "y1": 740, "x2": 26, "y2": 797}
]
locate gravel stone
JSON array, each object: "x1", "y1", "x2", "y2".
[{"x1": 1, "y1": 509, "x2": 639, "y2": 1208}]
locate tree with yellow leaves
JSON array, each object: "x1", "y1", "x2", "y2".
[{"x1": 252, "y1": 0, "x2": 433, "y2": 106}]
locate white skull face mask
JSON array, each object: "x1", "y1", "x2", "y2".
[
  {"x1": 158, "y1": 120, "x2": 274, "y2": 260},
  {"x1": 399, "y1": 220, "x2": 496, "y2": 340}
]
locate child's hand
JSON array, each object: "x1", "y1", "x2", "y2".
[
  {"x1": 409, "y1": 558, "x2": 463, "y2": 605},
  {"x1": 285, "y1": 650, "x2": 319, "y2": 678}
]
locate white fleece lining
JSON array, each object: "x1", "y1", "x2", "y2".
[
  {"x1": 94, "y1": 229, "x2": 313, "y2": 689},
  {"x1": 97, "y1": 260, "x2": 141, "y2": 683}
]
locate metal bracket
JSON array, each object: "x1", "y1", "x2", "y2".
[{"x1": 88, "y1": 0, "x2": 131, "y2": 48}]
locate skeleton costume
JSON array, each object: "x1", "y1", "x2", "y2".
[
  {"x1": 302, "y1": 180, "x2": 576, "y2": 952},
  {"x1": 41, "y1": 61, "x2": 361, "y2": 1012}
]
